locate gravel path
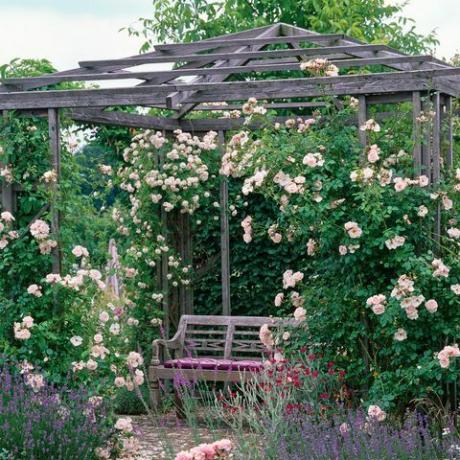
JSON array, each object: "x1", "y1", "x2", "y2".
[{"x1": 132, "y1": 413, "x2": 231, "y2": 460}]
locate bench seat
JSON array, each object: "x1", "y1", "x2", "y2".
[{"x1": 164, "y1": 357, "x2": 264, "y2": 371}]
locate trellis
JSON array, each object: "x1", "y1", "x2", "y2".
[{"x1": 0, "y1": 22, "x2": 459, "y2": 334}]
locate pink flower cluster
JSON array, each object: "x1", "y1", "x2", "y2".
[
  {"x1": 432, "y1": 258, "x2": 450, "y2": 278},
  {"x1": 385, "y1": 235, "x2": 405, "y2": 250},
  {"x1": 259, "y1": 324, "x2": 274, "y2": 350},
  {"x1": 175, "y1": 439, "x2": 233, "y2": 460},
  {"x1": 14, "y1": 315, "x2": 34, "y2": 340},
  {"x1": 367, "y1": 404, "x2": 386, "y2": 421},
  {"x1": 0, "y1": 211, "x2": 18, "y2": 250},
  {"x1": 241, "y1": 215, "x2": 252, "y2": 243},
  {"x1": 30, "y1": 219, "x2": 50, "y2": 240},
  {"x1": 273, "y1": 171, "x2": 306, "y2": 194},
  {"x1": 437, "y1": 344, "x2": 460, "y2": 368},
  {"x1": 344, "y1": 221, "x2": 362, "y2": 239},
  {"x1": 300, "y1": 58, "x2": 339, "y2": 77},
  {"x1": 282, "y1": 269, "x2": 304, "y2": 289},
  {"x1": 366, "y1": 294, "x2": 386, "y2": 315}
]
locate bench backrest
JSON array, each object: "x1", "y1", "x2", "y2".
[{"x1": 176, "y1": 315, "x2": 280, "y2": 360}]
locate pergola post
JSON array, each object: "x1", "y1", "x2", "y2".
[
  {"x1": 219, "y1": 130, "x2": 231, "y2": 316},
  {"x1": 1, "y1": 110, "x2": 14, "y2": 213},
  {"x1": 48, "y1": 108, "x2": 62, "y2": 276},
  {"x1": 358, "y1": 95, "x2": 367, "y2": 148},
  {"x1": 432, "y1": 92, "x2": 442, "y2": 245},
  {"x1": 179, "y1": 212, "x2": 193, "y2": 315},
  {"x1": 412, "y1": 91, "x2": 422, "y2": 175},
  {"x1": 444, "y1": 96, "x2": 454, "y2": 169}
]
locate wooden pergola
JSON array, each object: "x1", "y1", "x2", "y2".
[{"x1": 0, "y1": 22, "x2": 458, "y2": 333}]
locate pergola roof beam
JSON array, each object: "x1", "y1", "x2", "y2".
[
  {"x1": 2, "y1": 54, "x2": 437, "y2": 88},
  {"x1": 154, "y1": 33, "x2": 346, "y2": 53},
  {"x1": 165, "y1": 24, "x2": 280, "y2": 115},
  {"x1": 78, "y1": 44, "x2": 388, "y2": 68},
  {"x1": 2, "y1": 68, "x2": 460, "y2": 110},
  {"x1": 279, "y1": 23, "x2": 449, "y2": 71}
]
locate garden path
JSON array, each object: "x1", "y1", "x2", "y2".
[{"x1": 133, "y1": 413, "x2": 230, "y2": 460}]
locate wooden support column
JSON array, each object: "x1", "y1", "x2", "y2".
[
  {"x1": 1, "y1": 110, "x2": 14, "y2": 212},
  {"x1": 432, "y1": 92, "x2": 442, "y2": 245},
  {"x1": 219, "y1": 130, "x2": 231, "y2": 316},
  {"x1": 178, "y1": 212, "x2": 193, "y2": 315},
  {"x1": 421, "y1": 95, "x2": 432, "y2": 182},
  {"x1": 412, "y1": 92, "x2": 422, "y2": 175},
  {"x1": 358, "y1": 95, "x2": 367, "y2": 148},
  {"x1": 445, "y1": 96, "x2": 454, "y2": 169},
  {"x1": 48, "y1": 108, "x2": 62, "y2": 275},
  {"x1": 432, "y1": 92, "x2": 442, "y2": 184},
  {"x1": 158, "y1": 145, "x2": 170, "y2": 338}
]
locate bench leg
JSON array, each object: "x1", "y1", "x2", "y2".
[{"x1": 149, "y1": 378, "x2": 161, "y2": 410}]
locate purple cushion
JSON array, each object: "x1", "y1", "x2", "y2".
[
  {"x1": 163, "y1": 357, "x2": 263, "y2": 372},
  {"x1": 230, "y1": 360, "x2": 264, "y2": 371},
  {"x1": 164, "y1": 358, "x2": 232, "y2": 370}
]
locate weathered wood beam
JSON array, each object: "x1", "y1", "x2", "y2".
[
  {"x1": 432, "y1": 92, "x2": 442, "y2": 184},
  {"x1": 155, "y1": 33, "x2": 345, "y2": 53},
  {"x1": 70, "y1": 109, "x2": 179, "y2": 130},
  {"x1": 218, "y1": 130, "x2": 231, "y2": 316},
  {"x1": 1, "y1": 111, "x2": 15, "y2": 212},
  {"x1": 412, "y1": 91, "x2": 423, "y2": 174},
  {"x1": 2, "y1": 68, "x2": 460, "y2": 110},
  {"x1": 48, "y1": 108, "x2": 62, "y2": 276},
  {"x1": 79, "y1": 44, "x2": 388, "y2": 68},
  {"x1": 167, "y1": 24, "x2": 280, "y2": 115},
  {"x1": 67, "y1": 110, "x2": 399, "y2": 132},
  {"x1": 358, "y1": 95, "x2": 367, "y2": 147},
  {"x1": 2, "y1": 54, "x2": 438, "y2": 89},
  {"x1": 279, "y1": 22, "x2": 450, "y2": 72},
  {"x1": 445, "y1": 96, "x2": 454, "y2": 168},
  {"x1": 193, "y1": 101, "x2": 328, "y2": 111}
]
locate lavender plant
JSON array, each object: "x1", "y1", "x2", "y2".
[
  {"x1": 0, "y1": 363, "x2": 112, "y2": 460},
  {"x1": 266, "y1": 410, "x2": 460, "y2": 460}
]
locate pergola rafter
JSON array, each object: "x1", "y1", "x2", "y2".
[{"x1": 0, "y1": 22, "x2": 458, "y2": 328}]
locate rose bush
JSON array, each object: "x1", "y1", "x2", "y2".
[{"x1": 222, "y1": 97, "x2": 460, "y2": 411}]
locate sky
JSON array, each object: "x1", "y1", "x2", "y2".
[{"x1": 0, "y1": 0, "x2": 458, "y2": 73}]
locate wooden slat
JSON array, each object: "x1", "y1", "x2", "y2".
[
  {"x1": 48, "y1": 108, "x2": 62, "y2": 277},
  {"x1": 279, "y1": 22, "x2": 450, "y2": 72},
  {"x1": 412, "y1": 91, "x2": 422, "y2": 174},
  {"x1": 432, "y1": 92, "x2": 442, "y2": 248},
  {"x1": 219, "y1": 131, "x2": 231, "y2": 316},
  {"x1": 3, "y1": 68, "x2": 460, "y2": 110},
  {"x1": 182, "y1": 315, "x2": 276, "y2": 327},
  {"x1": 167, "y1": 23, "x2": 280, "y2": 116},
  {"x1": 67, "y1": 109, "x2": 403, "y2": 133},
  {"x1": 79, "y1": 44, "x2": 388, "y2": 68},
  {"x1": 358, "y1": 95, "x2": 367, "y2": 147},
  {"x1": 3, "y1": 54, "x2": 437, "y2": 88},
  {"x1": 445, "y1": 97, "x2": 454, "y2": 168},
  {"x1": 1, "y1": 111, "x2": 14, "y2": 212},
  {"x1": 155, "y1": 33, "x2": 345, "y2": 52},
  {"x1": 70, "y1": 109, "x2": 178, "y2": 130},
  {"x1": 194, "y1": 101, "x2": 327, "y2": 111}
]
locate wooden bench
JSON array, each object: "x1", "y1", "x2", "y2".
[{"x1": 148, "y1": 314, "x2": 281, "y2": 409}]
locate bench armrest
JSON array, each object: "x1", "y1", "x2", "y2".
[{"x1": 151, "y1": 326, "x2": 184, "y2": 365}]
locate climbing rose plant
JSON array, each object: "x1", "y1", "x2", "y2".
[{"x1": 223, "y1": 97, "x2": 460, "y2": 410}]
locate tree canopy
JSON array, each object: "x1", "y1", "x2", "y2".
[{"x1": 125, "y1": 0, "x2": 438, "y2": 54}]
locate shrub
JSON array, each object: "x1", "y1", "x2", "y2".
[{"x1": 223, "y1": 97, "x2": 460, "y2": 409}]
